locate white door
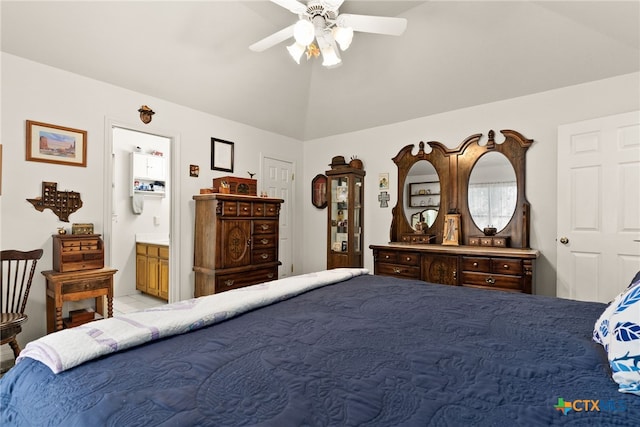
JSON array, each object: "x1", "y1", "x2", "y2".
[
  {"x1": 557, "y1": 111, "x2": 640, "y2": 302},
  {"x1": 262, "y1": 156, "x2": 294, "y2": 278}
]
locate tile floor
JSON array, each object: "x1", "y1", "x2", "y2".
[{"x1": 113, "y1": 292, "x2": 167, "y2": 315}]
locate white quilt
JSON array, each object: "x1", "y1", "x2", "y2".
[{"x1": 18, "y1": 268, "x2": 369, "y2": 374}]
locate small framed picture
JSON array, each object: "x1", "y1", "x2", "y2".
[
  {"x1": 311, "y1": 174, "x2": 327, "y2": 209},
  {"x1": 211, "y1": 137, "x2": 234, "y2": 172},
  {"x1": 26, "y1": 120, "x2": 87, "y2": 167},
  {"x1": 336, "y1": 185, "x2": 348, "y2": 202},
  {"x1": 189, "y1": 164, "x2": 200, "y2": 177},
  {"x1": 442, "y1": 213, "x2": 461, "y2": 246},
  {"x1": 379, "y1": 173, "x2": 389, "y2": 190}
]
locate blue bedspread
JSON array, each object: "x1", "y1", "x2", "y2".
[{"x1": 1, "y1": 275, "x2": 639, "y2": 426}]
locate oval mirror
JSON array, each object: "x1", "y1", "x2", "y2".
[
  {"x1": 468, "y1": 152, "x2": 517, "y2": 233},
  {"x1": 405, "y1": 160, "x2": 440, "y2": 230}
]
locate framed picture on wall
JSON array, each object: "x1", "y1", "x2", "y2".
[
  {"x1": 311, "y1": 174, "x2": 327, "y2": 209},
  {"x1": 442, "y1": 213, "x2": 461, "y2": 246},
  {"x1": 211, "y1": 137, "x2": 234, "y2": 172},
  {"x1": 26, "y1": 120, "x2": 87, "y2": 167},
  {"x1": 379, "y1": 173, "x2": 389, "y2": 190}
]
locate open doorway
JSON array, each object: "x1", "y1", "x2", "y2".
[{"x1": 103, "y1": 120, "x2": 180, "y2": 308}]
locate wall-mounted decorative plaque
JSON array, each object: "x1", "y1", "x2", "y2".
[{"x1": 27, "y1": 181, "x2": 83, "y2": 222}]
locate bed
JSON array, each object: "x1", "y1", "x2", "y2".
[{"x1": 1, "y1": 269, "x2": 638, "y2": 426}]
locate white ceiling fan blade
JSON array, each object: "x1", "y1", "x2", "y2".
[
  {"x1": 337, "y1": 14, "x2": 407, "y2": 36},
  {"x1": 271, "y1": 0, "x2": 307, "y2": 15},
  {"x1": 249, "y1": 24, "x2": 295, "y2": 52},
  {"x1": 323, "y1": 0, "x2": 345, "y2": 12}
]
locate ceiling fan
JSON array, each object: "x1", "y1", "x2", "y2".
[{"x1": 249, "y1": 0, "x2": 407, "y2": 68}]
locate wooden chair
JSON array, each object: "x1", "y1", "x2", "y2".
[{"x1": 1, "y1": 249, "x2": 43, "y2": 358}]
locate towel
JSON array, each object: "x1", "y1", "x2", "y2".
[{"x1": 132, "y1": 193, "x2": 144, "y2": 214}]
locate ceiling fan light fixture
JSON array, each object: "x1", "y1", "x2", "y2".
[
  {"x1": 332, "y1": 26, "x2": 353, "y2": 51},
  {"x1": 286, "y1": 42, "x2": 306, "y2": 64},
  {"x1": 320, "y1": 43, "x2": 341, "y2": 68},
  {"x1": 293, "y1": 19, "x2": 315, "y2": 46},
  {"x1": 251, "y1": 1, "x2": 408, "y2": 68}
]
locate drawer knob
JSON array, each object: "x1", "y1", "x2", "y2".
[
  {"x1": 261, "y1": 224, "x2": 270, "y2": 230},
  {"x1": 267, "y1": 273, "x2": 274, "y2": 279},
  {"x1": 393, "y1": 267, "x2": 402, "y2": 274},
  {"x1": 485, "y1": 277, "x2": 496, "y2": 285},
  {"x1": 261, "y1": 239, "x2": 269, "y2": 244},
  {"x1": 503, "y1": 264, "x2": 509, "y2": 269},
  {"x1": 473, "y1": 262, "x2": 478, "y2": 267},
  {"x1": 243, "y1": 207, "x2": 248, "y2": 211},
  {"x1": 385, "y1": 255, "x2": 390, "y2": 259},
  {"x1": 406, "y1": 257, "x2": 411, "y2": 261},
  {"x1": 224, "y1": 279, "x2": 234, "y2": 287},
  {"x1": 261, "y1": 253, "x2": 269, "y2": 259}
]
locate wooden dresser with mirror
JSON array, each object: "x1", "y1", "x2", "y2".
[{"x1": 370, "y1": 129, "x2": 539, "y2": 293}]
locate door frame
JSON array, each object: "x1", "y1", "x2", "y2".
[
  {"x1": 103, "y1": 117, "x2": 181, "y2": 303},
  {"x1": 260, "y1": 152, "x2": 296, "y2": 277}
]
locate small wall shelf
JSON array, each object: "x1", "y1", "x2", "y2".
[{"x1": 131, "y1": 152, "x2": 166, "y2": 197}]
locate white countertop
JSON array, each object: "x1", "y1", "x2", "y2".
[{"x1": 136, "y1": 233, "x2": 169, "y2": 246}]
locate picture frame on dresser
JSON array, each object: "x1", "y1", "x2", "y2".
[
  {"x1": 442, "y1": 213, "x2": 460, "y2": 246},
  {"x1": 26, "y1": 120, "x2": 87, "y2": 167}
]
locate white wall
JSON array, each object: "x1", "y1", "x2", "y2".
[
  {"x1": 1, "y1": 53, "x2": 304, "y2": 347},
  {"x1": 2, "y1": 50, "x2": 639, "y2": 350},
  {"x1": 302, "y1": 72, "x2": 640, "y2": 297}
]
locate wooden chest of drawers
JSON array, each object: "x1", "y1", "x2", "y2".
[
  {"x1": 52, "y1": 234, "x2": 104, "y2": 272},
  {"x1": 371, "y1": 244, "x2": 538, "y2": 294},
  {"x1": 193, "y1": 194, "x2": 283, "y2": 297}
]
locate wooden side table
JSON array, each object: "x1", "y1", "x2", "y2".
[{"x1": 42, "y1": 267, "x2": 117, "y2": 333}]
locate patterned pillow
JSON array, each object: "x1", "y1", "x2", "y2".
[{"x1": 593, "y1": 274, "x2": 640, "y2": 396}]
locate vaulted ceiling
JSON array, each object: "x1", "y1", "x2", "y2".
[{"x1": 2, "y1": 1, "x2": 638, "y2": 140}]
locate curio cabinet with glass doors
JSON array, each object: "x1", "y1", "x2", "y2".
[{"x1": 326, "y1": 166, "x2": 365, "y2": 269}]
